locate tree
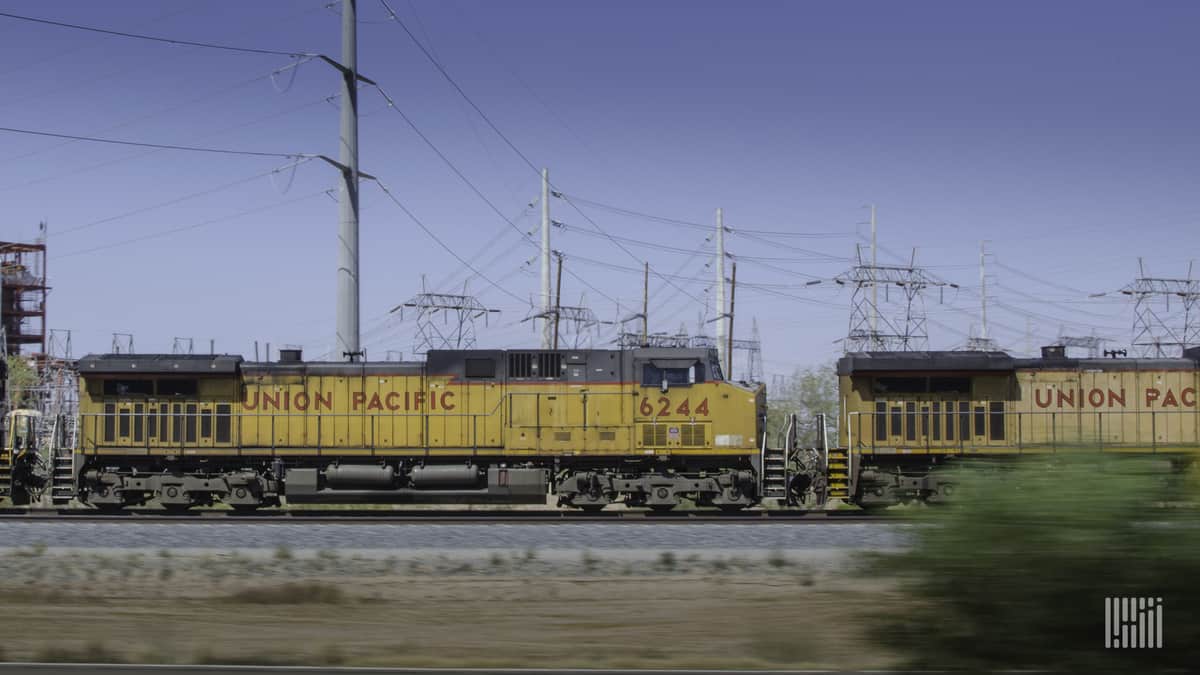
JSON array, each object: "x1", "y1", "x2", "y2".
[
  {"x1": 5, "y1": 355, "x2": 38, "y2": 409},
  {"x1": 766, "y1": 361, "x2": 838, "y2": 447}
]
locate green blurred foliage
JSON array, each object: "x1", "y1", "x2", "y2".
[
  {"x1": 866, "y1": 456, "x2": 1199, "y2": 670},
  {"x1": 5, "y1": 355, "x2": 37, "y2": 409},
  {"x1": 766, "y1": 361, "x2": 838, "y2": 446}
]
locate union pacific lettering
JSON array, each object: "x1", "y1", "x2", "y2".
[
  {"x1": 242, "y1": 390, "x2": 456, "y2": 412},
  {"x1": 1032, "y1": 387, "x2": 1196, "y2": 409}
]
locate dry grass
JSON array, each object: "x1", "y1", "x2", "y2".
[
  {"x1": 223, "y1": 581, "x2": 347, "y2": 605},
  {"x1": 0, "y1": 551, "x2": 897, "y2": 669}
]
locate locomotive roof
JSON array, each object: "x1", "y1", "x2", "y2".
[
  {"x1": 839, "y1": 349, "x2": 1200, "y2": 375},
  {"x1": 78, "y1": 346, "x2": 720, "y2": 377},
  {"x1": 838, "y1": 351, "x2": 1014, "y2": 375},
  {"x1": 78, "y1": 353, "x2": 243, "y2": 375}
]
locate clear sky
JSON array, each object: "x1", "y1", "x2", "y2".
[{"x1": 2, "y1": 0, "x2": 1197, "y2": 376}]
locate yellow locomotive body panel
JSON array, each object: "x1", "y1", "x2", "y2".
[
  {"x1": 839, "y1": 350, "x2": 1200, "y2": 457},
  {"x1": 834, "y1": 348, "x2": 1200, "y2": 508},
  {"x1": 79, "y1": 350, "x2": 760, "y2": 458},
  {"x1": 73, "y1": 347, "x2": 765, "y2": 510}
]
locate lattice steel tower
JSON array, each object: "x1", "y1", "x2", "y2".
[
  {"x1": 1122, "y1": 259, "x2": 1200, "y2": 357},
  {"x1": 395, "y1": 281, "x2": 499, "y2": 355},
  {"x1": 836, "y1": 246, "x2": 954, "y2": 352}
]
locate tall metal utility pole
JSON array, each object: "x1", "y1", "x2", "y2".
[
  {"x1": 552, "y1": 253, "x2": 564, "y2": 350},
  {"x1": 540, "y1": 168, "x2": 552, "y2": 349},
  {"x1": 868, "y1": 204, "x2": 878, "y2": 349},
  {"x1": 715, "y1": 208, "x2": 726, "y2": 371},
  {"x1": 726, "y1": 261, "x2": 737, "y2": 379},
  {"x1": 335, "y1": 0, "x2": 362, "y2": 361}
]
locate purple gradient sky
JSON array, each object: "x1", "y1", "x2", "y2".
[{"x1": 2, "y1": 0, "x2": 1197, "y2": 374}]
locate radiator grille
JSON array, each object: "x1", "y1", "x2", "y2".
[
  {"x1": 680, "y1": 424, "x2": 706, "y2": 447},
  {"x1": 641, "y1": 424, "x2": 667, "y2": 447}
]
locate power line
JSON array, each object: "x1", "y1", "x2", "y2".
[
  {"x1": 561, "y1": 193, "x2": 851, "y2": 239},
  {"x1": 371, "y1": 85, "x2": 530, "y2": 243},
  {"x1": 735, "y1": 226, "x2": 850, "y2": 238},
  {"x1": 556, "y1": 223, "x2": 718, "y2": 257},
  {"x1": 733, "y1": 252, "x2": 850, "y2": 264},
  {"x1": 56, "y1": 159, "x2": 316, "y2": 237},
  {"x1": 731, "y1": 230, "x2": 849, "y2": 259},
  {"x1": 994, "y1": 261, "x2": 1095, "y2": 297},
  {"x1": 557, "y1": 194, "x2": 711, "y2": 232},
  {"x1": 377, "y1": 2, "x2": 706, "y2": 309},
  {"x1": 371, "y1": 84, "x2": 620, "y2": 309},
  {"x1": 0, "y1": 93, "x2": 336, "y2": 194},
  {"x1": 371, "y1": 178, "x2": 527, "y2": 304},
  {"x1": 3, "y1": 69, "x2": 278, "y2": 163},
  {"x1": 376, "y1": 0, "x2": 540, "y2": 174},
  {"x1": 0, "y1": 3, "x2": 204, "y2": 77},
  {"x1": 0, "y1": 10, "x2": 314, "y2": 58},
  {"x1": 0, "y1": 126, "x2": 312, "y2": 159},
  {"x1": 556, "y1": 194, "x2": 709, "y2": 306},
  {"x1": 59, "y1": 189, "x2": 328, "y2": 258}
]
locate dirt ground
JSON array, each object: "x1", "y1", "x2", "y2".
[{"x1": 0, "y1": 548, "x2": 900, "y2": 669}]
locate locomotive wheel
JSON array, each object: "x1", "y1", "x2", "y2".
[
  {"x1": 578, "y1": 504, "x2": 606, "y2": 513},
  {"x1": 648, "y1": 504, "x2": 676, "y2": 512},
  {"x1": 229, "y1": 504, "x2": 261, "y2": 513},
  {"x1": 162, "y1": 503, "x2": 195, "y2": 513}
]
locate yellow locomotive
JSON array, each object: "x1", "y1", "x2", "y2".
[
  {"x1": 836, "y1": 346, "x2": 1200, "y2": 507},
  {"x1": 74, "y1": 346, "x2": 776, "y2": 510}
]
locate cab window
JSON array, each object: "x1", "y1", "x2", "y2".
[{"x1": 642, "y1": 365, "x2": 700, "y2": 387}]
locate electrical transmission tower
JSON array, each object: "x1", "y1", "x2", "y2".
[
  {"x1": 172, "y1": 337, "x2": 194, "y2": 355},
  {"x1": 535, "y1": 303, "x2": 600, "y2": 349},
  {"x1": 527, "y1": 294, "x2": 600, "y2": 349},
  {"x1": 1121, "y1": 259, "x2": 1200, "y2": 357},
  {"x1": 618, "y1": 330, "x2": 690, "y2": 348},
  {"x1": 525, "y1": 253, "x2": 600, "y2": 349},
  {"x1": 34, "y1": 329, "x2": 78, "y2": 473},
  {"x1": 1057, "y1": 332, "x2": 1106, "y2": 358},
  {"x1": 835, "y1": 246, "x2": 954, "y2": 352},
  {"x1": 745, "y1": 318, "x2": 764, "y2": 383},
  {"x1": 111, "y1": 333, "x2": 134, "y2": 354},
  {"x1": 394, "y1": 281, "x2": 499, "y2": 355}
]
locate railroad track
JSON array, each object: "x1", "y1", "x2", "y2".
[{"x1": 0, "y1": 507, "x2": 902, "y2": 524}]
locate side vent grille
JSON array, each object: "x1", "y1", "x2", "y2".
[
  {"x1": 508, "y1": 353, "x2": 533, "y2": 378},
  {"x1": 680, "y1": 424, "x2": 706, "y2": 447},
  {"x1": 507, "y1": 352, "x2": 563, "y2": 379},
  {"x1": 641, "y1": 424, "x2": 667, "y2": 447},
  {"x1": 598, "y1": 431, "x2": 617, "y2": 441},
  {"x1": 537, "y1": 352, "x2": 563, "y2": 378},
  {"x1": 553, "y1": 431, "x2": 572, "y2": 442}
]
